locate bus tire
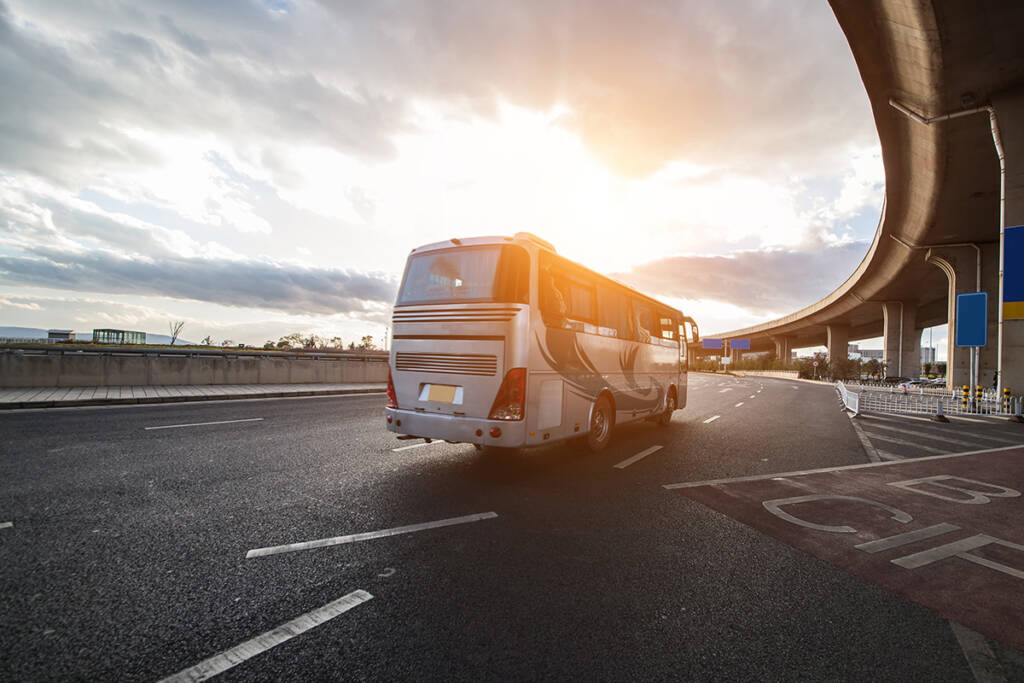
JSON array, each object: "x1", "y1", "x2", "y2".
[
  {"x1": 657, "y1": 388, "x2": 677, "y2": 427},
  {"x1": 586, "y1": 395, "x2": 614, "y2": 452}
]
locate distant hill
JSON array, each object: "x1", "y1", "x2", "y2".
[{"x1": 0, "y1": 327, "x2": 193, "y2": 345}]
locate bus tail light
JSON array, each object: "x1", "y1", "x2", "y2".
[
  {"x1": 386, "y1": 368, "x2": 398, "y2": 409},
  {"x1": 488, "y1": 367, "x2": 526, "y2": 421}
]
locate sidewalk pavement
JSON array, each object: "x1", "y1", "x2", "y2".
[{"x1": 0, "y1": 383, "x2": 386, "y2": 410}]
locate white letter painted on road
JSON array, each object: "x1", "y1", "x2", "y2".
[
  {"x1": 892, "y1": 534, "x2": 1024, "y2": 581},
  {"x1": 762, "y1": 494, "x2": 912, "y2": 534},
  {"x1": 887, "y1": 475, "x2": 1021, "y2": 505}
]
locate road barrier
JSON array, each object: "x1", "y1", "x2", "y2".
[
  {"x1": 834, "y1": 381, "x2": 1023, "y2": 421},
  {"x1": 0, "y1": 345, "x2": 389, "y2": 388},
  {"x1": 836, "y1": 381, "x2": 860, "y2": 415}
]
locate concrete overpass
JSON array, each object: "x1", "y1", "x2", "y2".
[{"x1": 701, "y1": 0, "x2": 1024, "y2": 393}]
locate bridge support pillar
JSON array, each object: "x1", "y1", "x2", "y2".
[
  {"x1": 993, "y1": 88, "x2": 1024, "y2": 396},
  {"x1": 826, "y1": 324, "x2": 849, "y2": 367},
  {"x1": 926, "y1": 244, "x2": 999, "y2": 391},
  {"x1": 881, "y1": 302, "x2": 920, "y2": 380},
  {"x1": 772, "y1": 336, "x2": 792, "y2": 365}
]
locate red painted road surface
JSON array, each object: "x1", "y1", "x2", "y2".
[{"x1": 667, "y1": 446, "x2": 1024, "y2": 651}]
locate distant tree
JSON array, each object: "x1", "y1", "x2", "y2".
[
  {"x1": 201, "y1": 335, "x2": 213, "y2": 346},
  {"x1": 348, "y1": 341, "x2": 356, "y2": 350},
  {"x1": 922, "y1": 361, "x2": 933, "y2": 377},
  {"x1": 328, "y1": 336, "x2": 343, "y2": 349},
  {"x1": 359, "y1": 335, "x2": 376, "y2": 350},
  {"x1": 221, "y1": 339, "x2": 233, "y2": 347},
  {"x1": 263, "y1": 340, "x2": 276, "y2": 350},
  {"x1": 277, "y1": 332, "x2": 303, "y2": 349},
  {"x1": 169, "y1": 320, "x2": 185, "y2": 345},
  {"x1": 863, "y1": 358, "x2": 881, "y2": 379},
  {"x1": 796, "y1": 352, "x2": 829, "y2": 380}
]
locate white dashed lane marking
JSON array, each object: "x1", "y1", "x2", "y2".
[
  {"x1": 719, "y1": 388, "x2": 733, "y2": 393},
  {"x1": 734, "y1": 402, "x2": 744, "y2": 408},
  {"x1": 703, "y1": 415, "x2": 721, "y2": 424},
  {"x1": 0, "y1": 522, "x2": 12, "y2": 530},
  {"x1": 144, "y1": 418, "x2": 264, "y2": 431},
  {"x1": 246, "y1": 512, "x2": 499, "y2": 559},
  {"x1": 614, "y1": 445, "x2": 663, "y2": 469},
  {"x1": 158, "y1": 590, "x2": 372, "y2": 683}
]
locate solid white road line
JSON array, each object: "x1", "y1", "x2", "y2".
[
  {"x1": 863, "y1": 422, "x2": 999, "y2": 449},
  {"x1": 703, "y1": 415, "x2": 721, "y2": 424},
  {"x1": 246, "y1": 511, "x2": 499, "y2": 559},
  {"x1": 614, "y1": 445, "x2": 663, "y2": 469},
  {"x1": 862, "y1": 433, "x2": 950, "y2": 454},
  {"x1": 950, "y1": 622, "x2": 1009, "y2": 683},
  {"x1": 0, "y1": 521, "x2": 12, "y2": 529},
  {"x1": 391, "y1": 441, "x2": 441, "y2": 452},
  {"x1": 875, "y1": 450, "x2": 905, "y2": 461},
  {"x1": 734, "y1": 402, "x2": 744, "y2": 408},
  {"x1": 662, "y1": 444, "x2": 1024, "y2": 490},
  {"x1": 848, "y1": 414, "x2": 882, "y2": 463},
  {"x1": 144, "y1": 417, "x2": 264, "y2": 431},
  {"x1": 158, "y1": 590, "x2": 372, "y2": 683}
]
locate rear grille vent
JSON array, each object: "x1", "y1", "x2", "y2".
[
  {"x1": 395, "y1": 352, "x2": 498, "y2": 377},
  {"x1": 393, "y1": 307, "x2": 520, "y2": 323}
]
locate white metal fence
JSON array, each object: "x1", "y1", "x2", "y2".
[{"x1": 835, "y1": 381, "x2": 1024, "y2": 418}]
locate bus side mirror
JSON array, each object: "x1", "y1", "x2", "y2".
[{"x1": 682, "y1": 316, "x2": 700, "y2": 344}]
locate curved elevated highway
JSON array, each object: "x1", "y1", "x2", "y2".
[{"x1": 705, "y1": 0, "x2": 1024, "y2": 392}]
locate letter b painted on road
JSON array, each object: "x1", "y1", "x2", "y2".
[{"x1": 887, "y1": 475, "x2": 1022, "y2": 505}]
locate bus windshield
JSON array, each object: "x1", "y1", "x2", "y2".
[{"x1": 396, "y1": 245, "x2": 529, "y2": 306}]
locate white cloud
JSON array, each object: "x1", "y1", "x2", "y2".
[{"x1": 0, "y1": 296, "x2": 42, "y2": 310}]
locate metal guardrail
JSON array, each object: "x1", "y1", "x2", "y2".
[
  {"x1": 836, "y1": 381, "x2": 1024, "y2": 419},
  {"x1": 0, "y1": 343, "x2": 388, "y2": 362},
  {"x1": 836, "y1": 381, "x2": 860, "y2": 415}
]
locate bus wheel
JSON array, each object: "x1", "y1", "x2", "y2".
[
  {"x1": 657, "y1": 390, "x2": 677, "y2": 427},
  {"x1": 587, "y1": 396, "x2": 613, "y2": 452}
]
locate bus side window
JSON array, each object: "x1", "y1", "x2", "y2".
[
  {"x1": 658, "y1": 312, "x2": 676, "y2": 341},
  {"x1": 633, "y1": 300, "x2": 654, "y2": 343},
  {"x1": 568, "y1": 279, "x2": 594, "y2": 319},
  {"x1": 597, "y1": 285, "x2": 631, "y2": 339},
  {"x1": 539, "y1": 253, "x2": 568, "y2": 328}
]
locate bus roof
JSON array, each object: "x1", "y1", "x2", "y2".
[{"x1": 407, "y1": 234, "x2": 683, "y2": 318}]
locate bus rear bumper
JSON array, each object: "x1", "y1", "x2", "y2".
[{"x1": 385, "y1": 408, "x2": 526, "y2": 447}]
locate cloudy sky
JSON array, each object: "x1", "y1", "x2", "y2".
[{"x1": 0, "y1": 0, "x2": 901, "y2": 350}]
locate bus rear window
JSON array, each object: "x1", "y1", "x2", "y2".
[{"x1": 396, "y1": 245, "x2": 529, "y2": 306}]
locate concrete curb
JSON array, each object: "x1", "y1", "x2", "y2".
[{"x1": 0, "y1": 386, "x2": 385, "y2": 410}]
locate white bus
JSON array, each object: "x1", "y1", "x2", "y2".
[{"x1": 385, "y1": 233, "x2": 699, "y2": 452}]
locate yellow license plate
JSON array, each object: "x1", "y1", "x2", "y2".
[{"x1": 427, "y1": 384, "x2": 457, "y2": 403}]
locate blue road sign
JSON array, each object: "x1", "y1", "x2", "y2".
[
  {"x1": 702, "y1": 338, "x2": 723, "y2": 350},
  {"x1": 1005, "y1": 225, "x2": 1024, "y2": 320},
  {"x1": 731, "y1": 338, "x2": 751, "y2": 350},
  {"x1": 955, "y1": 292, "x2": 988, "y2": 347}
]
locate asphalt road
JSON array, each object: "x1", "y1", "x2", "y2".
[{"x1": 1, "y1": 375, "x2": 1021, "y2": 681}]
